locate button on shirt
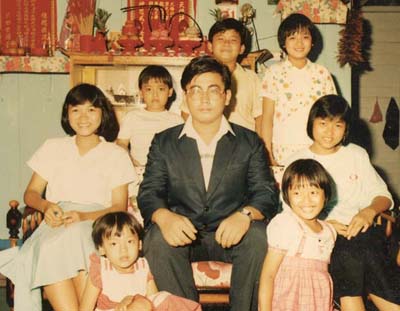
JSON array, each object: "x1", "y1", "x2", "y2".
[{"x1": 179, "y1": 116, "x2": 235, "y2": 191}]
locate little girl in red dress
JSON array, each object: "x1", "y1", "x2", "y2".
[{"x1": 80, "y1": 211, "x2": 201, "y2": 311}]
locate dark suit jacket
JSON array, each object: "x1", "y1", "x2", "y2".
[{"x1": 137, "y1": 123, "x2": 278, "y2": 231}]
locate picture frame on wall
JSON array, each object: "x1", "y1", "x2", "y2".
[{"x1": 268, "y1": 0, "x2": 279, "y2": 4}]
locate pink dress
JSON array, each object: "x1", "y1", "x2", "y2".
[
  {"x1": 89, "y1": 253, "x2": 202, "y2": 311},
  {"x1": 267, "y1": 210, "x2": 336, "y2": 311}
]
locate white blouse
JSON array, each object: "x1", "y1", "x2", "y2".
[
  {"x1": 27, "y1": 136, "x2": 136, "y2": 207},
  {"x1": 267, "y1": 209, "x2": 336, "y2": 262}
]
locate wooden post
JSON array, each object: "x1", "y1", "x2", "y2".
[{"x1": 6, "y1": 200, "x2": 22, "y2": 309}]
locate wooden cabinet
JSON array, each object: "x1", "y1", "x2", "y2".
[
  {"x1": 68, "y1": 53, "x2": 258, "y2": 122},
  {"x1": 69, "y1": 54, "x2": 193, "y2": 121}
]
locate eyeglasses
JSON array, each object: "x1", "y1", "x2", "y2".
[{"x1": 186, "y1": 85, "x2": 225, "y2": 102}]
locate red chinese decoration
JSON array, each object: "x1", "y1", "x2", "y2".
[
  {"x1": 0, "y1": 0, "x2": 57, "y2": 56},
  {"x1": 59, "y1": 0, "x2": 96, "y2": 53},
  {"x1": 131, "y1": 0, "x2": 192, "y2": 44}
]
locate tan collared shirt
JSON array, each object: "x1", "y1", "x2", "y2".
[
  {"x1": 179, "y1": 116, "x2": 235, "y2": 190},
  {"x1": 180, "y1": 63, "x2": 263, "y2": 131}
]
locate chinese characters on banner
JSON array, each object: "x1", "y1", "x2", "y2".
[
  {"x1": 0, "y1": 0, "x2": 57, "y2": 56},
  {"x1": 130, "y1": 0, "x2": 192, "y2": 42}
]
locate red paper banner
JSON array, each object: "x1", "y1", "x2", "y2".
[{"x1": 0, "y1": 0, "x2": 57, "y2": 56}]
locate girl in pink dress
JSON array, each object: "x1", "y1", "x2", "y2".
[
  {"x1": 80, "y1": 211, "x2": 201, "y2": 311},
  {"x1": 258, "y1": 159, "x2": 336, "y2": 311}
]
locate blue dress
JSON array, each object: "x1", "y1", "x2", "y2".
[{"x1": 0, "y1": 202, "x2": 102, "y2": 311}]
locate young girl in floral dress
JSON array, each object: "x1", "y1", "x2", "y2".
[{"x1": 260, "y1": 13, "x2": 336, "y2": 165}]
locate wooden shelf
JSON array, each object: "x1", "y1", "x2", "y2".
[{"x1": 69, "y1": 54, "x2": 193, "y2": 66}]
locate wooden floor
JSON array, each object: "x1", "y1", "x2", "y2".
[{"x1": 0, "y1": 285, "x2": 229, "y2": 311}]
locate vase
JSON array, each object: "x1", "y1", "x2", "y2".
[{"x1": 79, "y1": 35, "x2": 94, "y2": 53}]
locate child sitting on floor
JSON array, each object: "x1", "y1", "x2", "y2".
[{"x1": 80, "y1": 211, "x2": 201, "y2": 311}]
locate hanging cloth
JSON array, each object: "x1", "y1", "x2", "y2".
[
  {"x1": 382, "y1": 97, "x2": 399, "y2": 150},
  {"x1": 369, "y1": 97, "x2": 383, "y2": 123}
]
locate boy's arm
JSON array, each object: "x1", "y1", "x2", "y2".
[
  {"x1": 261, "y1": 97, "x2": 278, "y2": 166},
  {"x1": 116, "y1": 138, "x2": 142, "y2": 166},
  {"x1": 258, "y1": 248, "x2": 285, "y2": 311},
  {"x1": 79, "y1": 276, "x2": 101, "y2": 311},
  {"x1": 255, "y1": 115, "x2": 262, "y2": 138},
  {"x1": 181, "y1": 111, "x2": 189, "y2": 121}
]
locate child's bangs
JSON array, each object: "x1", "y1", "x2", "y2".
[
  {"x1": 289, "y1": 174, "x2": 322, "y2": 190},
  {"x1": 103, "y1": 219, "x2": 138, "y2": 240},
  {"x1": 285, "y1": 25, "x2": 311, "y2": 38},
  {"x1": 68, "y1": 93, "x2": 101, "y2": 107}
]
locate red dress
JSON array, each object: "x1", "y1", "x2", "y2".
[{"x1": 89, "y1": 253, "x2": 201, "y2": 311}]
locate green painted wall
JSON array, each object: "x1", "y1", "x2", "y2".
[{"x1": 0, "y1": 0, "x2": 350, "y2": 239}]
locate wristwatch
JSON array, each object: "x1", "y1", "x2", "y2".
[{"x1": 239, "y1": 207, "x2": 253, "y2": 221}]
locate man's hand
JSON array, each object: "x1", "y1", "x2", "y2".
[
  {"x1": 153, "y1": 209, "x2": 197, "y2": 247},
  {"x1": 215, "y1": 211, "x2": 251, "y2": 248},
  {"x1": 44, "y1": 203, "x2": 64, "y2": 228},
  {"x1": 346, "y1": 207, "x2": 376, "y2": 240}
]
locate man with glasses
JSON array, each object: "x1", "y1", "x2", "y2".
[{"x1": 138, "y1": 56, "x2": 278, "y2": 311}]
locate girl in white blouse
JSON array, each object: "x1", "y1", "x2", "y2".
[{"x1": 0, "y1": 84, "x2": 136, "y2": 311}]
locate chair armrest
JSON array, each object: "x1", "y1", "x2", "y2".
[
  {"x1": 21, "y1": 206, "x2": 43, "y2": 242},
  {"x1": 7, "y1": 200, "x2": 22, "y2": 247}
]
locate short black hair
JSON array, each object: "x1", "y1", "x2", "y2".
[
  {"x1": 307, "y1": 94, "x2": 352, "y2": 146},
  {"x1": 208, "y1": 18, "x2": 246, "y2": 45},
  {"x1": 92, "y1": 211, "x2": 144, "y2": 250},
  {"x1": 278, "y1": 13, "x2": 317, "y2": 54},
  {"x1": 281, "y1": 159, "x2": 333, "y2": 207},
  {"x1": 138, "y1": 65, "x2": 176, "y2": 110},
  {"x1": 180, "y1": 56, "x2": 231, "y2": 92},
  {"x1": 61, "y1": 83, "x2": 119, "y2": 142}
]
